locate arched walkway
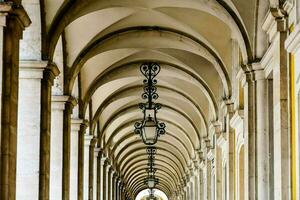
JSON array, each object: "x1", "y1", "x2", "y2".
[{"x1": 0, "y1": 0, "x2": 299, "y2": 200}]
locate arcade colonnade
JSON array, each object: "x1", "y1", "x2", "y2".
[{"x1": 0, "y1": 0, "x2": 300, "y2": 200}]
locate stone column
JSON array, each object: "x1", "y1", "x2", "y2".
[
  {"x1": 49, "y1": 95, "x2": 68, "y2": 200},
  {"x1": 115, "y1": 179, "x2": 118, "y2": 200},
  {"x1": 216, "y1": 147, "x2": 222, "y2": 200},
  {"x1": 272, "y1": 13, "x2": 290, "y2": 200},
  {"x1": 96, "y1": 151, "x2": 102, "y2": 200},
  {"x1": 96, "y1": 152, "x2": 103, "y2": 200},
  {"x1": 263, "y1": 9, "x2": 290, "y2": 199},
  {"x1": 39, "y1": 63, "x2": 59, "y2": 200},
  {"x1": 62, "y1": 97, "x2": 77, "y2": 200},
  {"x1": 102, "y1": 160, "x2": 109, "y2": 200},
  {"x1": 193, "y1": 170, "x2": 199, "y2": 200},
  {"x1": 0, "y1": 3, "x2": 30, "y2": 199},
  {"x1": 185, "y1": 186, "x2": 188, "y2": 200},
  {"x1": 119, "y1": 182, "x2": 123, "y2": 200},
  {"x1": 202, "y1": 162, "x2": 207, "y2": 200},
  {"x1": 241, "y1": 71, "x2": 255, "y2": 200},
  {"x1": 88, "y1": 138, "x2": 97, "y2": 200},
  {"x1": 199, "y1": 167, "x2": 204, "y2": 200},
  {"x1": 189, "y1": 176, "x2": 194, "y2": 200},
  {"x1": 254, "y1": 68, "x2": 269, "y2": 199},
  {"x1": 93, "y1": 147, "x2": 100, "y2": 200},
  {"x1": 226, "y1": 103, "x2": 235, "y2": 200},
  {"x1": 70, "y1": 119, "x2": 83, "y2": 200},
  {"x1": 112, "y1": 173, "x2": 116, "y2": 200},
  {"x1": 118, "y1": 183, "x2": 122, "y2": 200},
  {"x1": 16, "y1": 61, "x2": 47, "y2": 200},
  {"x1": 78, "y1": 121, "x2": 88, "y2": 200},
  {"x1": 206, "y1": 160, "x2": 212, "y2": 200},
  {"x1": 84, "y1": 134, "x2": 93, "y2": 200},
  {"x1": 99, "y1": 155, "x2": 105, "y2": 200},
  {"x1": 108, "y1": 167, "x2": 113, "y2": 200},
  {"x1": 116, "y1": 179, "x2": 120, "y2": 200}
]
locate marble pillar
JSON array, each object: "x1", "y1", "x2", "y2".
[
  {"x1": 62, "y1": 97, "x2": 77, "y2": 200},
  {"x1": 199, "y1": 168, "x2": 204, "y2": 200},
  {"x1": 193, "y1": 171, "x2": 198, "y2": 200},
  {"x1": 116, "y1": 179, "x2": 120, "y2": 200},
  {"x1": 78, "y1": 121, "x2": 88, "y2": 200},
  {"x1": 241, "y1": 71, "x2": 255, "y2": 200},
  {"x1": 254, "y1": 68, "x2": 269, "y2": 199},
  {"x1": 0, "y1": 3, "x2": 30, "y2": 199},
  {"x1": 263, "y1": 9, "x2": 290, "y2": 199},
  {"x1": 207, "y1": 160, "x2": 212, "y2": 200},
  {"x1": 102, "y1": 160, "x2": 108, "y2": 200},
  {"x1": 189, "y1": 178, "x2": 194, "y2": 199},
  {"x1": 84, "y1": 134, "x2": 93, "y2": 200},
  {"x1": 39, "y1": 63, "x2": 59, "y2": 200},
  {"x1": 108, "y1": 167, "x2": 113, "y2": 200},
  {"x1": 96, "y1": 151, "x2": 102, "y2": 200},
  {"x1": 93, "y1": 148, "x2": 100, "y2": 200},
  {"x1": 112, "y1": 174, "x2": 116, "y2": 200},
  {"x1": 99, "y1": 156, "x2": 106, "y2": 200},
  {"x1": 70, "y1": 119, "x2": 83, "y2": 200},
  {"x1": 88, "y1": 138, "x2": 97, "y2": 200},
  {"x1": 227, "y1": 107, "x2": 235, "y2": 200},
  {"x1": 272, "y1": 15, "x2": 290, "y2": 200},
  {"x1": 50, "y1": 95, "x2": 68, "y2": 200},
  {"x1": 16, "y1": 61, "x2": 47, "y2": 200},
  {"x1": 216, "y1": 147, "x2": 222, "y2": 200}
]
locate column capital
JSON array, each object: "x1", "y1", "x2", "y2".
[
  {"x1": 250, "y1": 62, "x2": 266, "y2": 81},
  {"x1": 239, "y1": 70, "x2": 254, "y2": 87},
  {"x1": 94, "y1": 147, "x2": 101, "y2": 153},
  {"x1": 51, "y1": 95, "x2": 77, "y2": 111},
  {"x1": 101, "y1": 156, "x2": 108, "y2": 165},
  {"x1": 44, "y1": 62, "x2": 60, "y2": 84},
  {"x1": 80, "y1": 120, "x2": 89, "y2": 131},
  {"x1": 106, "y1": 161, "x2": 113, "y2": 171},
  {"x1": 196, "y1": 150, "x2": 206, "y2": 163},
  {"x1": 19, "y1": 60, "x2": 48, "y2": 79},
  {"x1": 209, "y1": 120, "x2": 222, "y2": 137},
  {"x1": 220, "y1": 99, "x2": 234, "y2": 114},
  {"x1": 71, "y1": 119, "x2": 83, "y2": 132},
  {"x1": 192, "y1": 159, "x2": 199, "y2": 170},
  {"x1": 84, "y1": 134, "x2": 93, "y2": 146},
  {"x1": 263, "y1": 8, "x2": 287, "y2": 43},
  {"x1": 204, "y1": 137, "x2": 213, "y2": 151},
  {"x1": 90, "y1": 137, "x2": 98, "y2": 147},
  {"x1": 0, "y1": 2, "x2": 31, "y2": 28},
  {"x1": 108, "y1": 165, "x2": 115, "y2": 173},
  {"x1": 51, "y1": 95, "x2": 69, "y2": 110},
  {"x1": 253, "y1": 69, "x2": 265, "y2": 81},
  {"x1": 66, "y1": 96, "x2": 77, "y2": 110}
]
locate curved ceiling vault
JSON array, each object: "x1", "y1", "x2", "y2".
[{"x1": 42, "y1": 0, "x2": 267, "y2": 197}]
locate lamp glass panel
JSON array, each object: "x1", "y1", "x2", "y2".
[
  {"x1": 142, "y1": 116, "x2": 157, "y2": 143},
  {"x1": 148, "y1": 179, "x2": 155, "y2": 188}
]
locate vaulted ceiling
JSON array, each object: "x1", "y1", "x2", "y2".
[{"x1": 26, "y1": 0, "x2": 270, "y2": 197}]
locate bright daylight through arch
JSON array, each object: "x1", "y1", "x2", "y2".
[{"x1": 136, "y1": 189, "x2": 168, "y2": 200}]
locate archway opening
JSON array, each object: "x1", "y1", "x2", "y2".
[{"x1": 135, "y1": 189, "x2": 168, "y2": 200}]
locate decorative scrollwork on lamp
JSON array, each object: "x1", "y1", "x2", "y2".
[{"x1": 134, "y1": 63, "x2": 166, "y2": 146}]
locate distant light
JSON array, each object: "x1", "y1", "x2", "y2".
[{"x1": 136, "y1": 189, "x2": 168, "y2": 200}]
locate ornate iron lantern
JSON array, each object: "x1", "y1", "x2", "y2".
[
  {"x1": 144, "y1": 175, "x2": 159, "y2": 189},
  {"x1": 134, "y1": 63, "x2": 166, "y2": 145},
  {"x1": 145, "y1": 147, "x2": 159, "y2": 189}
]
